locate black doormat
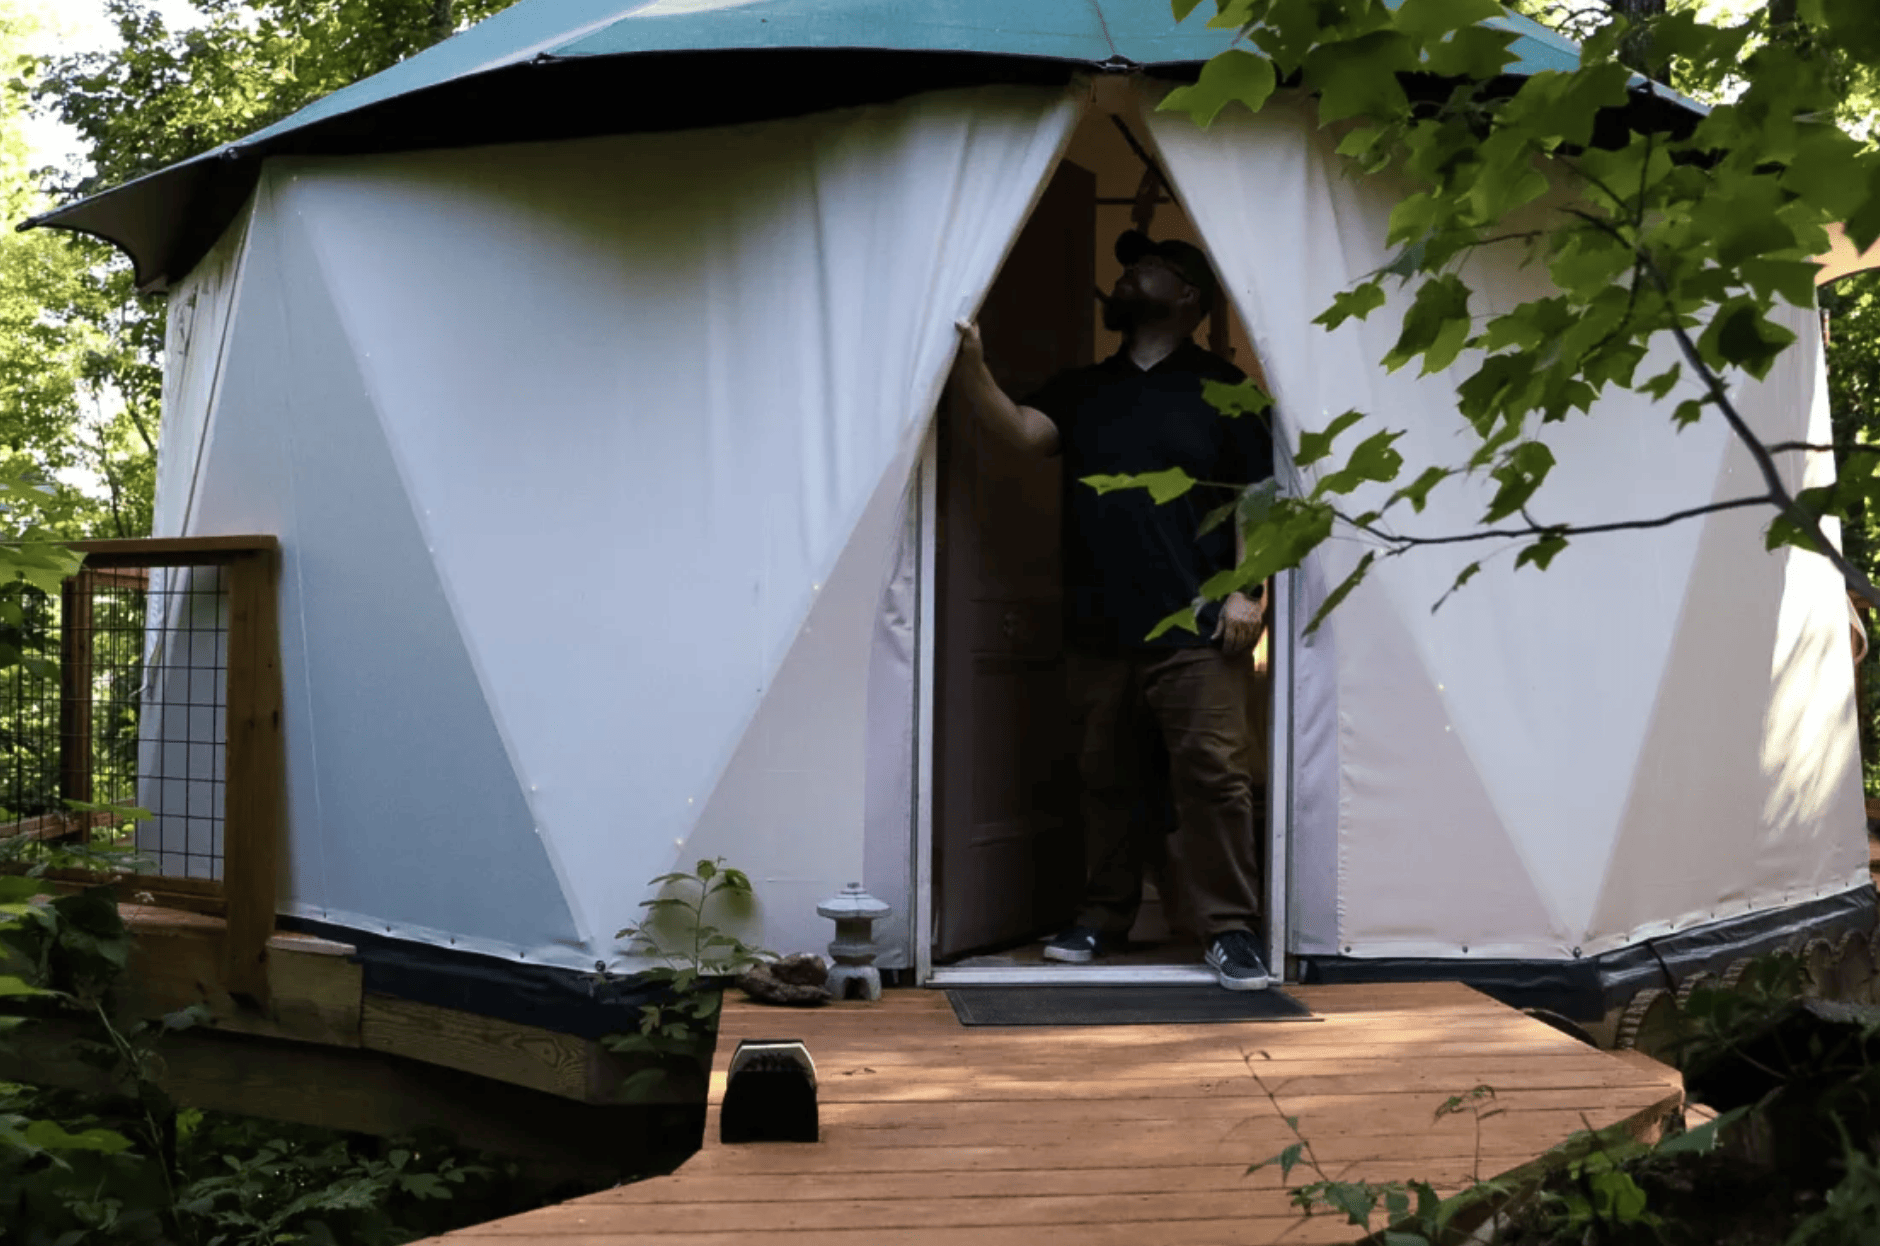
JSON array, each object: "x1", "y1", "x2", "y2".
[{"x1": 946, "y1": 985, "x2": 1317, "y2": 1026}]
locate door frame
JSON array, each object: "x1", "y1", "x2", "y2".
[{"x1": 912, "y1": 427, "x2": 1296, "y2": 987}]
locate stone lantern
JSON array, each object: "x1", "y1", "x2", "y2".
[{"x1": 817, "y1": 883, "x2": 891, "y2": 1001}]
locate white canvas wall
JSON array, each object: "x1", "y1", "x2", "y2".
[
  {"x1": 151, "y1": 74, "x2": 1864, "y2": 977},
  {"x1": 136, "y1": 221, "x2": 251, "y2": 878},
  {"x1": 1145, "y1": 89, "x2": 1867, "y2": 962},
  {"x1": 155, "y1": 83, "x2": 1081, "y2": 970}
]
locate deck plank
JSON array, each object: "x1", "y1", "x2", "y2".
[{"x1": 420, "y1": 982, "x2": 1683, "y2": 1245}]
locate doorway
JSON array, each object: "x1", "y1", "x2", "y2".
[{"x1": 923, "y1": 108, "x2": 1283, "y2": 986}]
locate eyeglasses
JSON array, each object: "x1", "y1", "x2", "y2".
[{"x1": 1125, "y1": 254, "x2": 1199, "y2": 290}]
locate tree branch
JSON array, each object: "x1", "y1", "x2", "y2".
[
  {"x1": 1544, "y1": 203, "x2": 1880, "y2": 608},
  {"x1": 1336, "y1": 494, "x2": 1773, "y2": 551},
  {"x1": 121, "y1": 401, "x2": 157, "y2": 459},
  {"x1": 1645, "y1": 266, "x2": 1880, "y2": 608}
]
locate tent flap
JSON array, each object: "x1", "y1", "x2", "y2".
[{"x1": 1144, "y1": 88, "x2": 1865, "y2": 963}]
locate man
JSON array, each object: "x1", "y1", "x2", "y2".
[{"x1": 949, "y1": 230, "x2": 1275, "y2": 991}]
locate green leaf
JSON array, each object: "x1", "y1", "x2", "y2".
[
  {"x1": 615, "y1": 1067, "x2": 672, "y2": 1102},
  {"x1": 1655, "y1": 1105, "x2": 1751, "y2": 1156},
  {"x1": 1501, "y1": 64, "x2": 1631, "y2": 148},
  {"x1": 1383, "y1": 275, "x2": 1472, "y2": 374},
  {"x1": 1081, "y1": 467, "x2": 1195, "y2": 505},
  {"x1": 1715, "y1": 213, "x2": 1799, "y2": 270},
  {"x1": 1305, "y1": 30, "x2": 1416, "y2": 125},
  {"x1": 1547, "y1": 230, "x2": 1637, "y2": 302},
  {"x1": 1296, "y1": 410, "x2": 1367, "y2": 467},
  {"x1": 22, "y1": 1119, "x2": 135, "y2": 1154},
  {"x1": 1698, "y1": 300, "x2": 1798, "y2": 381},
  {"x1": 1381, "y1": 236, "x2": 1430, "y2": 281},
  {"x1": 1514, "y1": 533, "x2": 1569, "y2": 572},
  {"x1": 1843, "y1": 165, "x2": 1880, "y2": 255},
  {"x1": 1483, "y1": 441, "x2": 1555, "y2": 523},
  {"x1": 1145, "y1": 606, "x2": 1201, "y2": 642},
  {"x1": 1237, "y1": 476, "x2": 1283, "y2": 531},
  {"x1": 1171, "y1": 0, "x2": 1206, "y2": 20},
  {"x1": 1438, "y1": 562, "x2": 1482, "y2": 609},
  {"x1": 1673, "y1": 398, "x2": 1708, "y2": 429},
  {"x1": 1638, "y1": 363, "x2": 1682, "y2": 401},
  {"x1": 1315, "y1": 282, "x2": 1388, "y2": 331},
  {"x1": 1387, "y1": 193, "x2": 1441, "y2": 250},
  {"x1": 1314, "y1": 430, "x2": 1406, "y2": 496},
  {"x1": 1423, "y1": 24, "x2": 1519, "y2": 79},
  {"x1": 1461, "y1": 130, "x2": 1549, "y2": 225},
  {"x1": 1201, "y1": 496, "x2": 1337, "y2": 603},
  {"x1": 1781, "y1": 125, "x2": 1871, "y2": 220},
  {"x1": 1203, "y1": 377, "x2": 1274, "y2": 419},
  {"x1": 1159, "y1": 49, "x2": 1278, "y2": 126},
  {"x1": 1739, "y1": 259, "x2": 1821, "y2": 310},
  {"x1": 1588, "y1": 1169, "x2": 1649, "y2": 1222},
  {"x1": 694, "y1": 859, "x2": 717, "y2": 881},
  {"x1": 1387, "y1": 466, "x2": 1449, "y2": 514},
  {"x1": 0, "y1": 876, "x2": 43, "y2": 902},
  {"x1": 1336, "y1": 124, "x2": 1387, "y2": 163},
  {"x1": 1197, "y1": 499, "x2": 1239, "y2": 537},
  {"x1": 1323, "y1": 1180, "x2": 1381, "y2": 1226},
  {"x1": 0, "y1": 974, "x2": 53, "y2": 998},
  {"x1": 1306, "y1": 552, "x2": 1376, "y2": 635}
]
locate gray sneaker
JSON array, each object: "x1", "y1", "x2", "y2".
[
  {"x1": 1042, "y1": 926, "x2": 1104, "y2": 964},
  {"x1": 1205, "y1": 930, "x2": 1271, "y2": 991}
]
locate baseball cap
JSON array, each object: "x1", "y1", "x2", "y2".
[{"x1": 1115, "y1": 230, "x2": 1218, "y2": 302}]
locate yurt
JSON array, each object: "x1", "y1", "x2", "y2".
[{"x1": 26, "y1": 0, "x2": 1873, "y2": 1029}]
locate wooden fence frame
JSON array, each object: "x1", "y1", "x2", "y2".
[{"x1": 18, "y1": 536, "x2": 283, "y2": 1004}]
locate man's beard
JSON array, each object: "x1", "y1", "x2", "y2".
[{"x1": 1103, "y1": 291, "x2": 1157, "y2": 332}]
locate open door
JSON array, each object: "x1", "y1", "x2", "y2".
[{"x1": 932, "y1": 161, "x2": 1096, "y2": 960}]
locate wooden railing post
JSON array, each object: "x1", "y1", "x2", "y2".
[
  {"x1": 58, "y1": 570, "x2": 95, "y2": 839},
  {"x1": 222, "y1": 549, "x2": 283, "y2": 1006}
]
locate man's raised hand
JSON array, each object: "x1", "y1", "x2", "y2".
[{"x1": 954, "y1": 319, "x2": 985, "y2": 370}]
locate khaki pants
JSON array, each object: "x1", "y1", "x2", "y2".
[{"x1": 1065, "y1": 645, "x2": 1264, "y2": 941}]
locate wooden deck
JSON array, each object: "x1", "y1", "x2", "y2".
[{"x1": 424, "y1": 982, "x2": 1684, "y2": 1245}]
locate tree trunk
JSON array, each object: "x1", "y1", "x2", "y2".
[
  {"x1": 1606, "y1": 0, "x2": 1668, "y2": 82},
  {"x1": 430, "y1": 0, "x2": 455, "y2": 47}
]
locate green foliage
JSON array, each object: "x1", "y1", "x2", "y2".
[
  {"x1": 3, "y1": 1, "x2": 521, "y2": 553},
  {"x1": 1237, "y1": 949, "x2": 1880, "y2": 1245},
  {"x1": 601, "y1": 858, "x2": 771, "y2": 1103},
  {"x1": 169, "y1": 1123, "x2": 494, "y2": 1246},
  {"x1": 1, "y1": 863, "x2": 556, "y2": 1243},
  {"x1": 1243, "y1": 1061, "x2": 1506, "y2": 1244},
  {"x1": 1079, "y1": 0, "x2": 1880, "y2": 640},
  {"x1": 1082, "y1": 466, "x2": 1199, "y2": 504},
  {"x1": 1788, "y1": 1116, "x2": 1880, "y2": 1246}
]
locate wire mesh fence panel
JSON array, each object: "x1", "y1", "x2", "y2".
[
  {"x1": 0, "y1": 585, "x2": 64, "y2": 837},
  {"x1": 133, "y1": 566, "x2": 228, "y2": 880},
  {"x1": 0, "y1": 563, "x2": 230, "y2": 881}
]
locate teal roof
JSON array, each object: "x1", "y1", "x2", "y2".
[
  {"x1": 240, "y1": 0, "x2": 1582, "y2": 149},
  {"x1": 23, "y1": 0, "x2": 1630, "y2": 288}
]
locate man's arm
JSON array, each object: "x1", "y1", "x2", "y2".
[
  {"x1": 950, "y1": 320, "x2": 1059, "y2": 456},
  {"x1": 1214, "y1": 521, "x2": 1264, "y2": 656}
]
